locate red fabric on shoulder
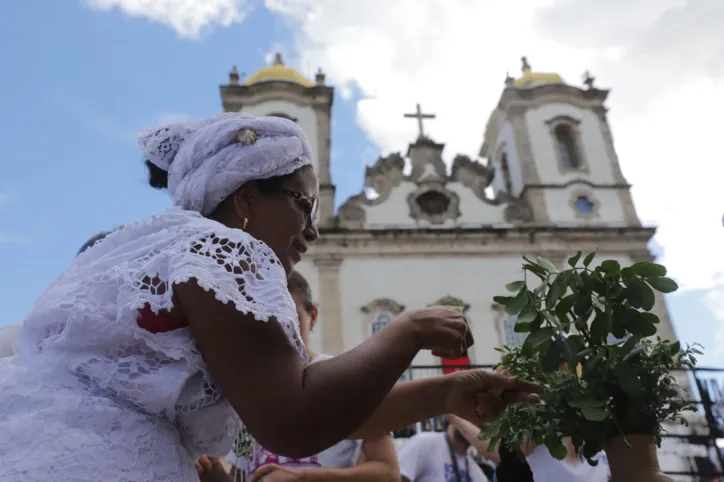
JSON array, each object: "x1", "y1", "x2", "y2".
[{"x1": 137, "y1": 304, "x2": 183, "y2": 333}]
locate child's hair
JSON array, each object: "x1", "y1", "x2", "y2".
[{"x1": 287, "y1": 271, "x2": 315, "y2": 314}]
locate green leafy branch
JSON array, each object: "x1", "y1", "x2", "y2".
[{"x1": 481, "y1": 249, "x2": 702, "y2": 464}]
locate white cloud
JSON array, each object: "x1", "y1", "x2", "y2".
[
  {"x1": 85, "y1": 0, "x2": 252, "y2": 38},
  {"x1": 264, "y1": 0, "x2": 724, "y2": 352}
]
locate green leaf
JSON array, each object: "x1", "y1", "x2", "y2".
[
  {"x1": 639, "y1": 312, "x2": 660, "y2": 324},
  {"x1": 493, "y1": 296, "x2": 513, "y2": 306},
  {"x1": 614, "y1": 364, "x2": 644, "y2": 400},
  {"x1": 514, "y1": 321, "x2": 531, "y2": 333},
  {"x1": 505, "y1": 289, "x2": 530, "y2": 315},
  {"x1": 629, "y1": 261, "x2": 667, "y2": 278},
  {"x1": 567, "y1": 398, "x2": 606, "y2": 409},
  {"x1": 518, "y1": 303, "x2": 538, "y2": 324},
  {"x1": 546, "y1": 277, "x2": 565, "y2": 310},
  {"x1": 568, "y1": 251, "x2": 583, "y2": 268},
  {"x1": 590, "y1": 310, "x2": 612, "y2": 343},
  {"x1": 545, "y1": 436, "x2": 568, "y2": 460},
  {"x1": 506, "y1": 280, "x2": 526, "y2": 293},
  {"x1": 537, "y1": 256, "x2": 559, "y2": 273},
  {"x1": 541, "y1": 338, "x2": 564, "y2": 371},
  {"x1": 573, "y1": 296, "x2": 592, "y2": 316},
  {"x1": 523, "y1": 263, "x2": 548, "y2": 280},
  {"x1": 581, "y1": 407, "x2": 609, "y2": 422},
  {"x1": 628, "y1": 312, "x2": 657, "y2": 337},
  {"x1": 523, "y1": 327, "x2": 556, "y2": 353},
  {"x1": 647, "y1": 277, "x2": 679, "y2": 294},
  {"x1": 611, "y1": 306, "x2": 628, "y2": 339},
  {"x1": 619, "y1": 335, "x2": 641, "y2": 358},
  {"x1": 599, "y1": 260, "x2": 621, "y2": 275},
  {"x1": 625, "y1": 280, "x2": 655, "y2": 311},
  {"x1": 571, "y1": 271, "x2": 584, "y2": 288},
  {"x1": 562, "y1": 336, "x2": 580, "y2": 369},
  {"x1": 583, "y1": 248, "x2": 598, "y2": 267}
]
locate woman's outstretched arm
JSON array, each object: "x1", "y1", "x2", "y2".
[{"x1": 176, "y1": 279, "x2": 473, "y2": 459}]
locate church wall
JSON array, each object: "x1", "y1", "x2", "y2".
[
  {"x1": 240, "y1": 100, "x2": 320, "y2": 173},
  {"x1": 543, "y1": 187, "x2": 628, "y2": 225},
  {"x1": 337, "y1": 255, "x2": 528, "y2": 366},
  {"x1": 524, "y1": 103, "x2": 618, "y2": 184},
  {"x1": 493, "y1": 120, "x2": 524, "y2": 196},
  {"x1": 361, "y1": 183, "x2": 507, "y2": 228}
]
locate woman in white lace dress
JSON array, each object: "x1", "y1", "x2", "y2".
[{"x1": 0, "y1": 113, "x2": 540, "y2": 482}]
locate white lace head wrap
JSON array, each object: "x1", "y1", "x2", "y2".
[{"x1": 138, "y1": 113, "x2": 313, "y2": 215}]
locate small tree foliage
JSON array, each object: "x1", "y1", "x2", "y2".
[{"x1": 480, "y1": 250, "x2": 701, "y2": 464}]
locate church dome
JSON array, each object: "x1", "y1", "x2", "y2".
[
  {"x1": 243, "y1": 53, "x2": 314, "y2": 88},
  {"x1": 512, "y1": 56, "x2": 565, "y2": 88}
]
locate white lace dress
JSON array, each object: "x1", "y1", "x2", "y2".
[{"x1": 0, "y1": 209, "x2": 307, "y2": 482}]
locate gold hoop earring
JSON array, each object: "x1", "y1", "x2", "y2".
[{"x1": 243, "y1": 218, "x2": 249, "y2": 230}]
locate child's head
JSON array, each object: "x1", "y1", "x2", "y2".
[{"x1": 287, "y1": 271, "x2": 318, "y2": 347}]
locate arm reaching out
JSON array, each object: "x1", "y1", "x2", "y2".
[{"x1": 176, "y1": 278, "x2": 473, "y2": 458}]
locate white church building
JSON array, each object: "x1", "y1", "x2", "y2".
[{"x1": 219, "y1": 54, "x2": 713, "y2": 479}]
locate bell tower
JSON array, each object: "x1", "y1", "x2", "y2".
[
  {"x1": 219, "y1": 54, "x2": 336, "y2": 227},
  {"x1": 480, "y1": 57, "x2": 640, "y2": 227}
]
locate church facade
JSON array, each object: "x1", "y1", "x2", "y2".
[{"x1": 220, "y1": 55, "x2": 708, "y2": 477}]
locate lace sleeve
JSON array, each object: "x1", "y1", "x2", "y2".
[{"x1": 168, "y1": 228, "x2": 307, "y2": 361}]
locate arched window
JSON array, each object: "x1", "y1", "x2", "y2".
[
  {"x1": 370, "y1": 311, "x2": 394, "y2": 335},
  {"x1": 555, "y1": 125, "x2": 580, "y2": 169},
  {"x1": 502, "y1": 314, "x2": 528, "y2": 347},
  {"x1": 499, "y1": 152, "x2": 513, "y2": 193}
]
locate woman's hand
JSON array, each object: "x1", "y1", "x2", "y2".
[
  {"x1": 444, "y1": 369, "x2": 541, "y2": 425},
  {"x1": 393, "y1": 306, "x2": 473, "y2": 359}
]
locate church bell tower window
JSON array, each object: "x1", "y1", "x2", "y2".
[{"x1": 555, "y1": 125, "x2": 580, "y2": 169}]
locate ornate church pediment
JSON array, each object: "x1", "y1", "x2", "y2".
[
  {"x1": 450, "y1": 154, "x2": 495, "y2": 200},
  {"x1": 431, "y1": 295, "x2": 470, "y2": 313},
  {"x1": 337, "y1": 152, "x2": 405, "y2": 229},
  {"x1": 407, "y1": 166, "x2": 461, "y2": 225},
  {"x1": 360, "y1": 298, "x2": 406, "y2": 315}
]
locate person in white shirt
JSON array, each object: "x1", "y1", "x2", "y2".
[{"x1": 398, "y1": 416, "x2": 489, "y2": 482}]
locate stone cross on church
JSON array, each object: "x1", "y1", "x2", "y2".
[{"x1": 404, "y1": 103, "x2": 436, "y2": 140}]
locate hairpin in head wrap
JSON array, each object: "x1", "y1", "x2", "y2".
[{"x1": 233, "y1": 129, "x2": 257, "y2": 146}]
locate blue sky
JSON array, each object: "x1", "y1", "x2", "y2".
[
  {"x1": 1, "y1": 1, "x2": 721, "y2": 369},
  {"x1": 0, "y1": 1, "x2": 377, "y2": 328}
]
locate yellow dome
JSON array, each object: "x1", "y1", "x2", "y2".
[
  {"x1": 243, "y1": 53, "x2": 314, "y2": 88},
  {"x1": 512, "y1": 56, "x2": 565, "y2": 88}
]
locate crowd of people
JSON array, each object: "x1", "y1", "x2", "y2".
[{"x1": 0, "y1": 112, "x2": 610, "y2": 481}]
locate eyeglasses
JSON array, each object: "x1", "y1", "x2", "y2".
[{"x1": 278, "y1": 187, "x2": 318, "y2": 226}]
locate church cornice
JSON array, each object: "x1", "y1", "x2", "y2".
[
  {"x1": 310, "y1": 225, "x2": 656, "y2": 257},
  {"x1": 521, "y1": 181, "x2": 632, "y2": 192},
  {"x1": 220, "y1": 82, "x2": 334, "y2": 111}
]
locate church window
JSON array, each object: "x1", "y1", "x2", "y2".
[
  {"x1": 370, "y1": 311, "x2": 394, "y2": 335},
  {"x1": 499, "y1": 152, "x2": 513, "y2": 193},
  {"x1": 555, "y1": 125, "x2": 580, "y2": 169},
  {"x1": 574, "y1": 195, "x2": 594, "y2": 215},
  {"x1": 502, "y1": 314, "x2": 528, "y2": 347},
  {"x1": 415, "y1": 191, "x2": 451, "y2": 216}
]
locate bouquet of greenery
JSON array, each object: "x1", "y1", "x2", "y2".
[{"x1": 479, "y1": 249, "x2": 701, "y2": 464}]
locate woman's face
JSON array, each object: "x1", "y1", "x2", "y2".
[
  {"x1": 242, "y1": 166, "x2": 320, "y2": 274},
  {"x1": 292, "y1": 292, "x2": 317, "y2": 347}
]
